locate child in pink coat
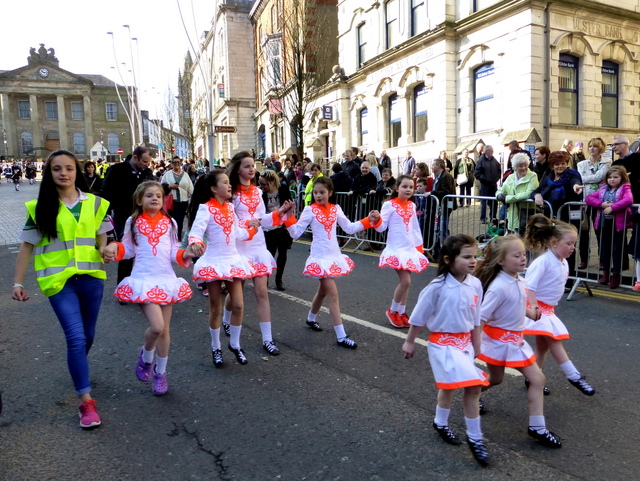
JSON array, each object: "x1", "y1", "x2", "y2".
[{"x1": 585, "y1": 165, "x2": 633, "y2": 288}]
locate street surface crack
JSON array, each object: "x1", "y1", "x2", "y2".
[{"x1": 173, "y1": 421, "x2": 229, "y2": 479}]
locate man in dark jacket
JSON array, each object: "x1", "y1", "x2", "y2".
[
  {"x1": 428, "y1": 158, "x2": 456, "y2": 258},
  {"x1": 330, "y1": 163, "x2": 352, "y2": 193},
  {"x1": 474, "y1": 145, "x2": 501, "y2": 223},
  {"x1": 342, "y1": 149, "x2": 361, "y2": 179},
  {"x1": 101, "y1": 145, "x2": 155, "y2": 283}
]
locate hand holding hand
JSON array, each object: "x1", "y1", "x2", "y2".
[
  {"x1": 102, "y1": 243, "x2": 118, "y2": 263},
  {"x1": 603, "y1": 206, "x2": 613, "y2": 215},
  {"x1": 368, "y1": 210, "x2": 380, "y2": 224},
  {"x1": 249, "y1": 218, "x2": 261, "y2": 229},
  {"x1": 190, "y1": 243, "x2": 205, "y2": 257}
]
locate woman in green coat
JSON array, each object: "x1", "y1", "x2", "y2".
[{"x1": 496, "y1": 153, "x2": 539, "y2": 236}]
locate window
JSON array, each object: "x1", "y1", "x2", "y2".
[
  {"x1": 388, "y1": 94, "x2": 401, "y2": 148},
  {"x1": 73, "y1": 133, "x2": 85, "y2": 154},
  {"x1": 18, "y1": 101, "x2": 30, "y2": 119},
  {"x1": 385, "y1": 0, "x2": 398, "y2": 49},
  {"x1": 21, "y1": 132, "x2": 33, "y2": 154},
  {"x1": 602, "y1": 61, "x2": 618, "y2": 128},
  {"x1": 414, "y1": 83, "x2": 428, "y2": 142},
  {"x1": 71, "y1": 102, "x2": 83, "y2": 120},
  {"x1": 45, "y1": 101, "x2": 58, "y2": 120},
  {"x1": 266, "y1": 38, "x2": 282, "y2": 87},
  {"x1": 474, "y1": 63, "x2": 495, "y2": 132},
  {"x1": 106, "y1": 103, "x2": 118, "y2": 121},
  {"x1": 558, "y1": 54, "x2": 578, "y2": 125},
  {"x1": 411, "y1": 0, "x2": 427, "y2": 36},
  {"x1": 108, "y1": 133, "x2": 119, "y2": 153},
  {"x1": 359, "y1": 108, "x2": 369, "y2": 147},
  {"x1": 357, "y1": 23, "x2": 367, "y2": 66}
]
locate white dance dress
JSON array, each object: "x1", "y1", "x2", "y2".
[
  {"x1": 113, "y1": 212, "x2": 193, "y2": 305},
  {"x1": 283, "y1": 203, "x2": 376, "y2": 278},
  {"x1": 410, "y1": 274, "x2": 489, "y2": 389},
  {"x1": 232, "y1": 184, "x2": 277, "y2": 277},
  {"x1": 524, "y1": 250, "x2": 570, "y2": 340},
  {"x1": 478, "y1": 271, "x2": 536, "y2": 367},
  {"x1": 188, "y1": 199, "x2": 255, "y2": 282},
  {"x1": 375, "y1": 198, "x2": 429, "y2": 273}
]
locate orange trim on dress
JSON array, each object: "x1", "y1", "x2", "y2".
[
  {"x1": 482, "y1": 325, "x2": 524, "y2": 344},
  {"x1": 435, "y1": 377, "x2": 489, "y2": 390},
  {"x1": 311, "y1": 203, "x2": 337, "y2": 239},
  {"x1": 237, "y1": 184, "x2": 260, "y2": 217},
  {"x1": 111, "y1": 241, "x2": 126, "y2": 262},
  {"x1": 526, "y1": 300, "x2": 556, "y2": 316},
  {"x1": 477, "y1": 352, "x2": 536, "y2": 368},
  {"x1": 175, "y1": 248, "x2": 189, "y2": 268},
  {"x1": 428, "y1": 332, "x2": 471, "y2": 350},
  {"x1": 390, "y1": 198, "x2": 414, "y2": 231}
]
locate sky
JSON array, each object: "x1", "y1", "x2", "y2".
[{"x1": 3, "y1": 0, "x2": 214, "y2": 120}]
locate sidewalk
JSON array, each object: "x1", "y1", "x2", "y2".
[{"x1": 0, "y1": 179, "x2": 38, "y2": 246}]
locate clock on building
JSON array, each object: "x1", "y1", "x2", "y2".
[{"x1": 38, "y1": 67, "x2": 49, "y2": 78}]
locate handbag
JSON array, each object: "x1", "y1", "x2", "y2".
[
  {"x1": 456, "y1": 172, "x2": 468, "y2": 185},
  {"x1": 163, "y1": 192, "x2": 174, "y2": 211}
]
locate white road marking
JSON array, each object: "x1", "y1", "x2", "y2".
[{"x1": 270, "y1": 289, "x2": 521, "y2": 377}]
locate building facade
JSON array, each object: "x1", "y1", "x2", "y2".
[
  {"x1": 299, "y1": 0, "x2": 640, "y2": 171},
  {"x1": 190, "y1": 0, "x2": 257, "y2": 163},
  {"x1": 0, "y1": 45, "x2": 134, "y2": 160}
]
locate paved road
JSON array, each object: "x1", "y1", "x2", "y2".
[{"x1": 1, "y1": 184, "x2": 639, "y2": 480}]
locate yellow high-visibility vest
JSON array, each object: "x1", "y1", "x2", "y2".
[{"x1": 25, "y1": 193, "x2": 110, "y2": 297}]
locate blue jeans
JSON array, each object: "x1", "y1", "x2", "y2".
[{"x1": 48, "y1": 275, "x2": 104, "y2": 395}]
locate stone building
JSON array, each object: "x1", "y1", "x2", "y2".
[
  {"x1": 189, "y1": 0, "x2": 257, "y2": 163},
  {"x1": 0, "y1": 45, "x2": 134, "y2": 160},
  {"x1": 301, "y1": 0, "x2": 640, "y2": 171}
]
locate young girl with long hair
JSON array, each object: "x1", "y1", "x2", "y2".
[
  {"x1": 523, "y1": 214, "x2": 595, "y2": 396},
  {"x1": 12, "y1": 149, "x2": 111, "y2": 428},
  {"x1": 221, "y1": 152, "x2": 282, "y2": 355},
  {"x1": 402, "y1": 235, "x2": 489, "y2": 466},
  {"x1": 103, "y1": 181, "x2": 196, "y2": 396},
  {"x1": 374, "y1": 175, "x2": 429, "y2": 328},
  {"x1": 187, "y1": 171, "x2": 260, "y2": 367},
  {"x1": 279, "y1": 177, "x2": 379, "y2": 348},
  {"x1": 474, "y1": 235, "x2": 562, "y2": 448},
  {"x1": 585, "y1": 165, "x2": 633, "y2": 289}
]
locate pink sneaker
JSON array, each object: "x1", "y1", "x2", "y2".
[
  {"x1": 386, "y1": 308, "x2": 404, "y2": 328},
  {"x1": 634, "y1": 282, "x2": 640, "y2": 291},
  {"x1": 78, "y1": 399, "x2": 101, "y2": 429},
  {"x1": 152, "y1": 368, "x2": 168, "y2": 396}
]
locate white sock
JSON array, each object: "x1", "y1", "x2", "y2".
[
  {"x1": 560, "y1": 360, "x2": 581, "y2": 381},
  {"x1": 398, "y1": 304, "x2": 406, "y2": 315},
  {"x1": 529, "y1": 415, "x2": 546, "y2": 432},
  {"x1": 390, "y1": 300, "x2": 401, "y2": 313},
  {"x1": 434, "y1": 406, "x2": 451, "y2": 427},
  {"x1": 307, "y1": 311, "x2": 317, "y2": 322},
  {"x1": 260, "y1": 322, "x2": 273, "y2": 343},
  {"x1": 333, "y1": 324, "x2": 347, "y2": 340},
  {"x1": 230, "y1": 324, "x2": 242, "y2": 349},
  {"x1": 209, "y1": 328, "x2": 221, "y2": 350},
  {"x1": 635, "y1": 260, "x2": 640, "y2": 281},
  {"x1": 142, "y1": 347, "x2": 155, "y2": 364},
  {"x1": 222, "y1": 308, "x2": 232, "y2": 326},
  {"x1": 465, "y1": 416, "x2": 483, "y2": 441},
  {"x1": 155, "y1": 356, "x2": 168, "y2": 374}
]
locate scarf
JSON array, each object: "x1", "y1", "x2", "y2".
[{"x1": 547, "y1": 168, "x2": 578, "y2": 202}]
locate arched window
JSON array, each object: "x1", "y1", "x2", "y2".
[
  {"x1": 21, "y1": 131, "x2": 33, "y2": 154},
  {"x1": 359, "y1": 108, "x2": 369, "y2": 147},
  {"x1": 413, "y1": 83, "x2": 428, "y2": 142},
  {"x1": 108, "y1": 133, "x2": 119, "y2": 153},
  {"x1": 474, "y1": 63, "x2": 495, "y2": 132},
  {"x1": 73, "y1": 133, "x2": 85, "y2": 155},
  {"x1": 602, "y1": 61, "x2": 618, "y2": 128},
  {"x1": 558, "y1": 54, "x2": 578, "y2": 125},
  {"x1": 388, "y1": 94, "x2": 401, "y2": 147}
]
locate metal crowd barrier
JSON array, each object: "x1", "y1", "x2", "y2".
[{"x1": 556, "y1": 201, "x2": 640, "y2": 299}]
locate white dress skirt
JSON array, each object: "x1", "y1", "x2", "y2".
[
  {"x1": 477, "y1": 325, "x2": 536, "y2": 367},
  {"x1": 524, "y1": 302, "x2": 570, "y2": 340},
  {"x1": 427, "y1": 333, "x2": 489, "y2": 389}
]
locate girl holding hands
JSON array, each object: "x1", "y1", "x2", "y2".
[
  {"x1": 523, "y1": 214, "x2": 595, "y2": 396},
  {"x1": 12, "y1": 150, "x2": 111, "y2": 428},
  {"x1": 474, "y1": 235, "x2": 562, "y2": 448},
  {"x1": 103, "y1": 181, "x2": 196, "y2": 396},
  {"x1": 278, "y1": 177, "x2": 380, "y2": 348},
  {"x1": 374, "y1": 174, "x2": 429, "y2": 328},
  {"x1": 403, "y1": 235, "x2": 490, "y2": 467}
]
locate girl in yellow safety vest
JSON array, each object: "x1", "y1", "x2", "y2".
[{"x1": 12, "y1": 149, "x2": 111, "y2": 429}]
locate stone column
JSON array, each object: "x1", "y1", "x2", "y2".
[
  {"x1": 83, "y1": 95, "x2": 93, "y2": 152},
  {"x1": 57, "y1": 95, "x2": 68, "y2": 150},
  {"x1": 0, "y1": 93, "x2": 17, "y2": 157},
  {"x1": 29, "y1": 94, "x2": 42, "y2": 152}
]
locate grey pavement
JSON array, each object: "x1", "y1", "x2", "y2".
[
  {"x1": 1, "y1": 185, "x2": 640, "y2": 480},
  {"x1": 0, "y1": 178, "x2": 36, "y2": 246}
]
